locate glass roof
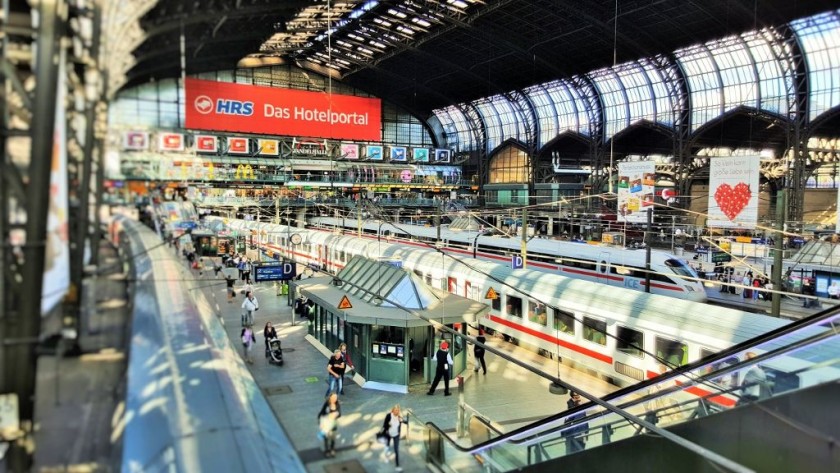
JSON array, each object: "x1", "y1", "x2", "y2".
[
  {"x1": 337, "y1": 256, "x2": 439, "y2": 309},
  {"x1": 790, "y1": 240, "x2": 840, "y2": 266}
]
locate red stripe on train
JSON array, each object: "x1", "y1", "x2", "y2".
[
  {"x1": 488, "y1": 314, "x2": 613, "y2": 364},
  {"x1": 645, "y1": 370, "x2": 737, "y2": 407}
]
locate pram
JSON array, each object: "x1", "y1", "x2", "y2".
[{"x1": 266, "y1": 338, "x2": 283, "y2": 365}]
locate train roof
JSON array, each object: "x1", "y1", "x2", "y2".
[{"x1": 308, "y1": 216, "x2": 681, "y2": 265}]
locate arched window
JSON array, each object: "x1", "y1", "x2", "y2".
[{"x1": 489, "y1": 145, "x2": 529, "y2": 183}]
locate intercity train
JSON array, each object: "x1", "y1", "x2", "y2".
[
  {"x1": 307, "y1": 216, "x2": 708, "y2": 302},
  {"x1": 215, "y1": 217, "x2": 839, "y2": 405}
]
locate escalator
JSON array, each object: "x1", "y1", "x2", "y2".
[{"x1": 420, "y1": 306, "x2": 840, "y2": 472}]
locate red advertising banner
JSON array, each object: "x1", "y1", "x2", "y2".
[
  {"x1": 123, "y1": 131, "x2": 149, "y2": 150},
  {"x1": 185, "y1": 78, "x2": 381, "y2": 141},
  {"x1": 195, "y1": 134, "x2": 217, "y2": 153}
]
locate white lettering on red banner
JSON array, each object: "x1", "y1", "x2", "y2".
[{"x1": 185, "y1": 78, "x2": 381, "y2": 141}]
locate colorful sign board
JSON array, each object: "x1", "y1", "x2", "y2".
[
  {"x1": 195, "y1": 135, "x2": 218, "y2": 153},
  {"x1": 617, "y1": 161, "x2": 656, "y2": 223},
  {"x1": 158, "y1": 132, "x2": 185, "y2": 151},
  {"x1": 227, "y1": 137, "x2": 249, "y2": 154},
  {"x1": 390, "y1": 146, "x2": 407, "y2": 161},
  {"x1": 366, "y1": 145, "x2": 383, "y2": 160},
  {"x1": 258, "y1": 139, "x2": 279, "y2": 156},
  {"x1": 123, "y1": 131, "x2": 149, "y2": 150},
  {"x1": 434, "y1": 149, "x2": 451, "y2": 163},
  {"x1": 413, "y1": 148, "x2": 429, "y2": 162},
  {"x1": 185, "y1": 78, "x2": 382, "y2": 141},
  {"x1": 708, "y1": 156, "x2": 760, "y2": 229},
  {"x1": 340, "y1": 143, "x2": 359, "y2": 159}
]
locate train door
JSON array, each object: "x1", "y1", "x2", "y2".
[
  {"x1": 597, "y1": 251, "x2": 611, "y2": 284},
  {"x1": 465, "y1": 280, "x2": 471, "y2": 298},
  {"x1": 613, "y1": 325, "x2": 647, "y2": 382},
  {"x1": 318, "y1": 244, "x2": 326, "y2": 269},
  {"x1": 448, "y1": 277, "x2": 458, "y2": 294}
]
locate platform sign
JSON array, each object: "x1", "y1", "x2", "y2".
[
  {"x1": 511, "y1": 255, "x2": 524, "y2": 269},
  {"x1": 254, "y1": 261, "x2": 296, "y2": 282},
  {"x1": 484, "y1": 287, "x2": 499, "y2": 300},
  {"x1": 338, "y1": 295, "x2": 353, "y2": 309},
  {"x1": 711, "y1": 251, "x2": 732, "y2": 263}
]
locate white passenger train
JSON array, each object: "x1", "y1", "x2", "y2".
[
  {"x1": 307, "y1": 216, "x2": 708, "y2": 302},
  {"x1": 216, "y1": 217, "x2": 839, "y2": 406}
]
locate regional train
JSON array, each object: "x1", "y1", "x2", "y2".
[
  {"x1": 215, "y1": 217, "x2": 840, "y2": 405},
  {"x1": 307, "y1": 216, "x2": 708, "y2": 302}
]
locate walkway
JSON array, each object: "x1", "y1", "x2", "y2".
[{"x1": 194, "y1": 257, "x2": 617, "y2": 473}]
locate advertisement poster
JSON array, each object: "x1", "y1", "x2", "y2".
[
  {"x1": 122, "y1": 131, "x2": 149, "y2": 150},
  {"x1": 195, "y1": 134, "x2": 217, "y2": 153},
  {"x1": 158, "y1": 132, "x2": 184, "y2": 151},
  {"x1": 366, "y1": 145, "x2": 383, "y2": 160},
  {"x1": 227, "y1": 137, "x2": 249, "y2": 154},
  {"x1": 413, "y1": 148, "x2": 429, "y2": 162},
  {"x1": 707, "y1": 156, "x2": 760, "y2": 229},
  {"x1": 185, "y1": 78, "x2": 381, "y2": 141},
  {"x1": 43, "y1": 54, "x2": 70, "y2": 314},
  {"x1": 617, "y1": 161, "x2": 655, "y2": 223},
  {"x1": 434, "y1": 149, "x2": 451, "y2": 163},
  {"x1": 340, "y1": 143, "x2": 359, "y2": 160},
  {"x1": 390, "y1": 146, "x2": 407, "y2": 161},
  {"x1": 258, "y1": 139, "x2": 279, "y2": 156}
]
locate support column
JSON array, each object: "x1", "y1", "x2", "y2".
[{"x1": 7, "y1": 1, "x2": 64, "y2": 470}]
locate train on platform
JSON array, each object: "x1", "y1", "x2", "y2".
[
  {"x1": 216, "y1": 217, "x2": 840, "y2": 406},
  {"x1": 306, "y1": 216, "x2": 708, "y2": 302}
]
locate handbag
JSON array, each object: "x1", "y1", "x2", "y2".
[{"x1": 376, "y1": 428, "x2": 389, "y2": 445}]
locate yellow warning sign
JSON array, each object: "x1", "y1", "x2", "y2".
[
  {"x1": 484, "y1": 287, "x2": 499, "y2": 300},
  {"x1": 338, "y1": 295, "x2": 353, "y2": 310}
]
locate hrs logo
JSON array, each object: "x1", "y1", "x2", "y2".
[{"x1": 194, "y1": 95, "x2": 253, "y2": 116}]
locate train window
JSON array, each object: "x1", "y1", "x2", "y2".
[
  {"x1": 505, "y1": 295, "x2": 523, "y2": 318},
  {"x1": 583, "y1": 317, "x2": 607, "y2": 346},
  {"x1": 655, "y1": 337, "x2": 688, "y2": 367},
  {"x1": 599, "y1": 260, "x2": 607, "y2": 273},
  {"x1": 528, "y1": 301, "x2": 547, "y2": 326},
  {"x1": 699, "y1": 348, "x2": 716, "y2": 361},
  {"x1": 664, "y1": 259, "x2": 697, "y2": 278},
  {"x1": 424, "y1": 273, "x2": 432, "y2": 286},
  {"x1": 553, "y1": 309, "x2": 575, "y2": 335},
  {"x1": 612, "y1": 266, "x2": 632, "y2": 276},
  {"x1": 616, "y1": 326, "x2": 644, "y2": 358}
]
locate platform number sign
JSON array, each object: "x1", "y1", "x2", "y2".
[
  {"x1": 0, "y1": 393, "x2": 19, "y2": 431},
  {"x1": 511, "y1": 255, "x2": 524, "y2": 269}
]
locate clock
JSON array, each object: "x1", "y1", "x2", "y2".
[{"x1": 290, "y1": 233, "x2": 302, "y2": 245}]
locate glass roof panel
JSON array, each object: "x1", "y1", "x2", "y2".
[{"x1": 791, "y1": 11, "x2": 840, "y2": 121}]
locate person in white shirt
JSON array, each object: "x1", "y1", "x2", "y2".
[
  {"x1": 828, "y1": 281, "x2": 840, "y2": 300},
  {"x1": 241, "y1": 292, "x2": 259, "y2": 326}
]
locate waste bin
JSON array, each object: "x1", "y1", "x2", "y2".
[{"x1": 674, "y1": 247, "x2": 684, "y2": 256}]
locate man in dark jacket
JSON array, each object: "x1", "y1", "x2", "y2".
[
  {"x1": 562, "y1": 392, "x2": 589, "y2": 453},
  {"x1": 427, "y1": 341, "x2": 453, "y2": 396},
  {"x1": 473, "y1": 330, "x2": 487, "y2": 375}
]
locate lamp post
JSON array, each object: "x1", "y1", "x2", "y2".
[{"x1": 671, "y1": 215, "x2": 676, "y2": 253}]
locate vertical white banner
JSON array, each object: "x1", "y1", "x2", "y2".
[
  {"x1": 42, "y1": 52, "x2": 70, "y2": 314},
  {"x1": 617, "y1": 161, "x2": 656, "y2": 223},
  {"x1": 707, "y1": 156, "x2": 760, "y2": 229}
]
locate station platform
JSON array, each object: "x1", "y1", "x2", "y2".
[
  {"x1": 194, "y1": 258, "x2": 619, "y2": 472},
  {"x1": 703, "y1": 287, "x2": 829, "y2": 320}
]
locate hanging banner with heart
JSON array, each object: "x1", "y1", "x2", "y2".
[{"x1": 708, "y1": 156, "x2": 760, "y2": 229}]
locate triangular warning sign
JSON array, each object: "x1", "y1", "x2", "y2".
[
  {"x1": 484, "y1": 287, "x2": 499, "y2": 300},
  {"x1": 338, "y1": 295, "x2": 353, "y2": 310}
]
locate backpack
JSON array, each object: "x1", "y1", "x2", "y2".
[{"x1": 242, "y1": 328, "x2": 252, "y2": 345}]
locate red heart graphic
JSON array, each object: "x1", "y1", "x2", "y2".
[{"x1": 714, "y1": 182, "x2": 751, "y2": 221}]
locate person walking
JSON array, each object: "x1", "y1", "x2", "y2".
[
  {"x1": 242, "y1": 259, "x2": 252, "y2": 284},
  {"x1": 828, "y1": 281, "x2": 840, "y2": 300},
  {"x1": 739, "y1": 352, "x2": 773, "y2": 404},
  {"x1": 241, "y1": 291, "x2": 259, "y2": 327},
  {"x1": 325, "y1": 350, "x2": 346, "y2": 397},
  {"x1": 562, "y1": 392, "x2": 589, "y2": 453},
  {"x1": 240, "y1": 325, "x2": 256, "y2": 364},
  {"x1": 263, "y1": 322, "x2": 278, "y2": 358},
  {"x1": 380, "y1": 404, "x2": 408, "y2": 471},
  {"x1": 427, "y1": 341, "x2": 453, "y2": 396},
  {"x1": 339, "y1": 343, "x2": 354, "y2": 395},
  {"x1": 317, "y1": 393, "x2": 341, "y2": 458},
  {"x1": 225, "y1": 272, "x2": 236, "y2": 303},
  {"x1": 473, "y1": 330, "x2": 487, "y2": 375}
]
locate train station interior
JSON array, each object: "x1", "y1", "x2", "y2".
[{"x1": 2, "y1": 0, "x2": 840, "y2": 472}]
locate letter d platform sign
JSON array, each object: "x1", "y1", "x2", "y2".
[
  {"x1": 511, "y1": 255, "x2": 524, "y2": 270},
  {"x1": 254, "y1": 261, "x2": 296, "y2": 282}
]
